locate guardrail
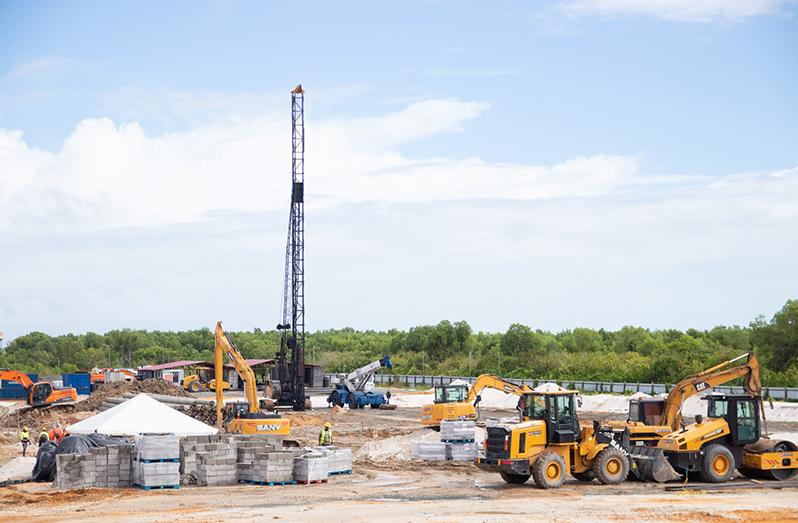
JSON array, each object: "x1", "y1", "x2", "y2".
[{"x1": 324, "y1": 373, "x2": 798, "y2": 400}]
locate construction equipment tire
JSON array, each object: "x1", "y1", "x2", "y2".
[
  {"x1": 592, "y1": 447, "x2": 629, "y2": 485},
  {"x1": 499, "y1": 471, "x2": 529, "y2": 484},
  {"x1": 531, "y1": 452, "x2": 567, "y2": 489},
  {"x1": 700, "y1": 444, "x2": 735, "y2": 483},
  {"x1": 571, "y1": 471, "x2": 594, "y2": 482},
  {"x1": 189, "y1": 381, "x2": 201, "y2": 393}
]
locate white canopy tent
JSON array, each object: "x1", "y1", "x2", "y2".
[{"x1": 67, "y1": 393, "x2": 219, "y2": 437}]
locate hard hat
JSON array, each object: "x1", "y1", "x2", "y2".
[
  {"x1": 324, "y1": 422, "x2": 331, "y2": 427},
  {"x1": 23, "y1": 426, "x2": 27, "y2": 431},
  {"x1": 42, "y1": 427, "x2": 47, "y2": 431}
]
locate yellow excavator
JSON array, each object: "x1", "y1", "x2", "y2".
[
  {"x1": 611, "y1": 352, "x2": 762, "y2": 449},
  {"x1": 421, "y1": 374, "x2": 533, "y2": 427},
  {"x1": 214, "y1": 321, "x2": 290, "y2": 436},
  {"x1": 623, "y1": 352, "x2": 798, "y2": 483},
  {"x1": 475, "y1": 389, "x2": 631, "y2": 488}
]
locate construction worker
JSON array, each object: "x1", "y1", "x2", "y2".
[
  {"x1": 20, "y1": 427, "x2": 30, "y2": 457},
  {"x1": 319, "y1": 422, "x2": 333, "y2": 446},
  {"x1": 38, "y1": 427, "x2": 50, "y2": 446},
  {"x1": 51, "y1": 423, "x2": 65, "y2": 443}
]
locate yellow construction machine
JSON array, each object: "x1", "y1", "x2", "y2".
[
  {"x1": 475, "y1": 390, "x2": 631, "y2": 488},
  {"x1": 182, "y1": 366, "x2": 230, "y2": 393},
  {"x1": 421, "y1": 374, "x2": 532, "y2": 428},
  {"x1": 214, "y1": 321, "x2": 290, "y2": 436},
  {"x1": 632, "y1": 392, "x2": 798, "y2": 483},
  {"x1": 611, "y1": 352, "x2": 762, "y2": 448}
]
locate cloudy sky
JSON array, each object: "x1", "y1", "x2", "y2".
[{"x1": 1, "y1": 1, "x2": 797, "y2": 342}]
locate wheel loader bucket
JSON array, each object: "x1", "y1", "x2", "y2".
[{"x1": 629, "y1": 447, "x2": 681, "y2": 483}]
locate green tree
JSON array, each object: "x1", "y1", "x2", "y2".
[{"x1": 751, "y1": 300, "x2": 798, "y2": 370}]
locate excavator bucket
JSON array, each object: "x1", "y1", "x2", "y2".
[{"x1": 629, "y1": 447, "x2": 681, "y2": 483}]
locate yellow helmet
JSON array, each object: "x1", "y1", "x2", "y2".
[
  {"x1": 23, "y1": 426, "x2": 27, "y2": 431},
  {"x1": 42, "y1": 427, "x2": 47, "y2": 431},
  {"x1": 324, "y1": 422, "x2": 331, "y2": 428}
]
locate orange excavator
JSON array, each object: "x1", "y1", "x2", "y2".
[{"x1": 0, "y1": 370, "x2": 78, "y2": 406}]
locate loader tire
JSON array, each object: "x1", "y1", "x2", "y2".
[
  {"x1": 571, "y1": 471, "x2": 594, "y2": 482},
  {"x1": 499, "y1": 471, "x2": 530, "y2": 484},
  {"x1": 700, "y1": 444, "x2": 734, "y2": 483},
  {"x1": 189, "y1": 381, "x2": 201, "y2": 393},
  {"x1": 531, "y1": 452, "x2": 566, "y2": 489},
  {"x1": 592, "y1": 447, "x2": 629, "y2": 485}
]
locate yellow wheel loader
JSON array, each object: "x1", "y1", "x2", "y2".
[
  {"x1": 421, "y1": 374, "x2": 532, "y2": 428},
  {"x1": 475, "y1": 390, "x2": 631, "y2": 488},
  {"x1": 633, "y1": 393, "x2": 798, "y2": 483}
]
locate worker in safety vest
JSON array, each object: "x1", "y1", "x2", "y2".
[
  {"x1": 38, "y1": 427, "x2": 50, "y2": 446},
  {"x1": 50, "y1": 423, "x2": 65, "y2": 443},
  {"x1": 20, "y1": 427, "x2": 30, "y2": 457},
  {"x1": 319, "y1": 422, "x2": 333, "y2": 446}
]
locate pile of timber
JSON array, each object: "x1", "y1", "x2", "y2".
[{"x1": 99, "y1": 393, "x2": 217, "y2": 427}]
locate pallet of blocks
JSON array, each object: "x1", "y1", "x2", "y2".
[
  {"x1": 440, "y1": 420, "x2": 476, "y2": 442},
  {"x1": 446, "y1": 441, "x2": 478, "y2": 461},
  {"x1": 239, "y1": 450, "x2": 295, "y2": 485},
  {"x1": 312, "y1": 446, "x2": 353, "y2": 475},
  {"x1": 293, "y1": 450, "x2": 329, "y2": 483},
  {"x1": 410, "y1": 441, "x2": 448, "y2": 461},
  {"x1": 133, "y1": 434, "x2": 180, "y2": 489}
]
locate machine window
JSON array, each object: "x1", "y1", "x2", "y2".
[{"x1": 523, "y1": 395, "x2": 547, "y2": 419}]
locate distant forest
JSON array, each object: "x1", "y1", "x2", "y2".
[{"x1": 2, "y1": 300, "x2": 797, "y2": 387}]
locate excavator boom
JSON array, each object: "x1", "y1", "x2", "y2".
[{"x1": 214, "y1": 321, "x2": 260, "y2": 430}]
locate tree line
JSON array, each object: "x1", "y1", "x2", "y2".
[{"x1": 2, "y1": 299, "x2": 797, "y2": 388}]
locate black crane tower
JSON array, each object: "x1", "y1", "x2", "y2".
[{"x1": 275, "y1": 85, "x2": 306, "y2": 411}]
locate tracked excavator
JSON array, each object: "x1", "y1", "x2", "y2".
[
  {"x1": 624, "y1": 353, "x2": 798, "y2": 483},
  {"x1": 0, "y1": 370, "x2": 77, "y2": 407},
  {"x1": 214, "y1": 322, "x2": 290, "y2": 436},
  {"x1": 421, "y1": 374, "x2": 533, "y2": 427},
  {"x1": 475, "y1": 389, "x2": 631, "y2": 488}
]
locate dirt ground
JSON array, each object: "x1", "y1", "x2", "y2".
[{"x1": 1, "y1": 404, "x2": 798, "y2": 522}]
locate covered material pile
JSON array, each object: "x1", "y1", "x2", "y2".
[{"x1": 410, "y1": 441, "x2": 448, "y2": 461}]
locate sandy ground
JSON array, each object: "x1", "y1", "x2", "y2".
[{"x1": 1, "y1": 393, "x2": 798, "y2": 522}]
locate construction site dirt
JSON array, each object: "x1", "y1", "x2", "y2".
[{"x1": 1, "y1": 402, "x2": 798, "y2": 522}]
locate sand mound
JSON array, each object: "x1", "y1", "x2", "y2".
[
  {"x1": 354, "y1": 429, "x2": 439, "y2": 462},
  {"x1": 77, "y1": 380, "x2": 193, "y2": 411},
  {"x1": 0, "y1": 457, "x2": 35, "y2": 481}
]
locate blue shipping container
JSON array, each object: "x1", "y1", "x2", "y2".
[{"x1": 62, "y1": 373, "x2": 91, "y2": 390}]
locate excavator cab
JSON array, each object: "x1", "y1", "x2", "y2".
[
  {"x1": 30, "y1": 382, "x2": 53, "y2": 405},
  {"x1": 627, "y1": 398, "x2": 666, "y2": 425},
  {"x1": 434, "y1": 384, "x2": 469, "y2": 404},
  {"x1": 223, "y1": 402, "x2": 252, "y2": 425}
]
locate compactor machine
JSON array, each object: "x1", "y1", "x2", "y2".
[{"x1": 475, "y1": 390, "x2": 630, "y2": 488}]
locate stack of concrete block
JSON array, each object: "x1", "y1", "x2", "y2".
[
  {"x1": 235, "y1": 443, "x2": 273, "y2": 482},
  {"x1": 440, "y1": 420, "x2": 476, "y2": 442},
  {"x1": 196, "y1": 445, "x2": 237, "y2": 487},
  {"x1": 293, "y1": 451, "x2": 328, "y2": 482},
  {"x1": 133, "y1": 434, "x2": 180, "y2": 488},
  {"x1": 242, "y1": 450, "x2": 295, "y2": 484},
  {"x1": 447, "y1": 441, "x2": 478, "y2": 461},
  {"x1": 180, "y1": 433, "x2": 284, "y2": 475},
  {"x1": 312, "y1": 446, "x2": 352, "y2": 474},
  {"x1": 54, "y1": 453, "x2": 89, "y2": 489},
  {"x1": 410, "y1": 441, "x2": 448, "y2": 461},
  {"x1": 53, "y1": 444, "x2": 133, "y2": 490}
]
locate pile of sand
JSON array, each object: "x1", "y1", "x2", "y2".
[
  {"x1": 0, "y1": 457, "x2": 35, "y2": 481},
  {"x1": 354, "y1": 429, "x2": 439, "y2": 462}
]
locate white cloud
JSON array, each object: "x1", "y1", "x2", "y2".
[{"x1": 558, "y1": 0, "x2": 796, "y2": 22}]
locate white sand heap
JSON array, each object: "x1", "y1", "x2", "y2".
[{"x1": 0, "y1": 457, "x2": 36, "y2": 481}]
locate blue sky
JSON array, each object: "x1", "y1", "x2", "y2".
[{"x1": 1, "y1": 0, "x2": 797, "y2": 342}]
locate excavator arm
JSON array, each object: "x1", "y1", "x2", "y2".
[
  {"x1": 215, "y1": 321, "x2": 260, "y2": 429},
  {"x1": 659, "y1": 352, "x2": 761, "y2": 432},
  {"x1": 0, "y1": 370, "x2": 35, "y2": 390},
  {"x1": 465, "y1": 374, "x2": 532, "y2": 405}
]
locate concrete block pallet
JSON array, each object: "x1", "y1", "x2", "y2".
[
  {"x1": 133, "y1": 435, "x2": 181, "y2": 488},
  {"x1": 293, "y1": 452, "x2": 329, "y2": 482},
  {"x1": 440, "y1": 420, "x2": 476, "y2": 442}
]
